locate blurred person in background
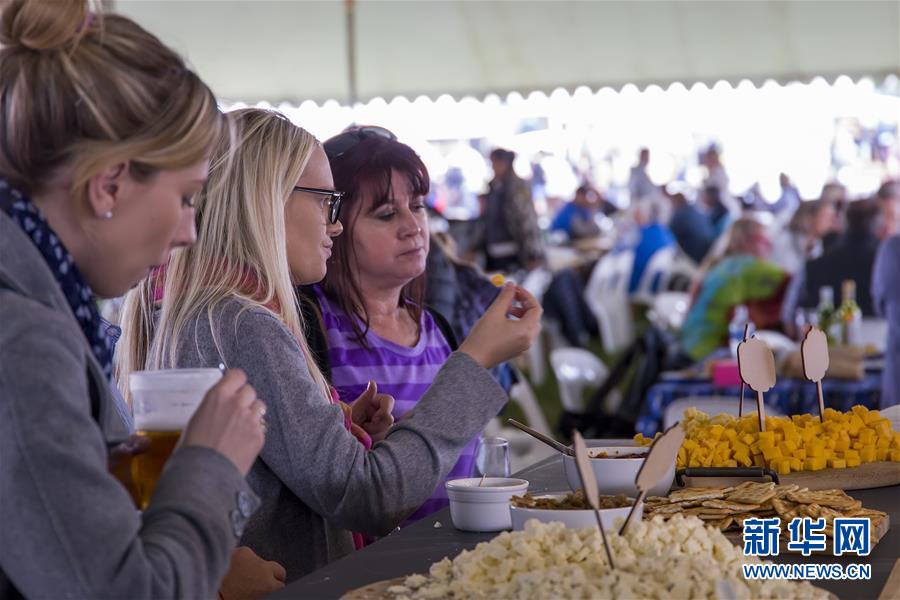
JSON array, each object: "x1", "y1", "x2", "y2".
[
  {"x1": 549, "y1": 184, "x2": 601, "y2": 240},
  {"x1": 783, "y1": 199, "x2": 882, "y2": 327},
  {"x1": 701, "y1": 184, "x2": 732, "y2": 236},
  {"x1": 872, "y1": 234, "x2": 900, "y2": 407},
  {"x1": 470, "y1": 148, "x2": 543, "y2": 273},
  {"x1": 628, "y1": 194, "x2": 675, "y2": 293},
  {"x1": 770, "y1": 173, "x2": 801, "y2": 218},
  {"x1": 668, "y1": 190, "x2": 716, "y2": 264},
  {"x1": 681, "y1": 218, "x2": 789, "y2": 360},
  {"x1": 770, "y1": 198, "x2": 837, "y2": 275},
  {"x1": 876, "y1": 180, "x2": 899, "y2": 240},
  {"x1": 702, "y1": 146, "x2": 740, "y2": 217},
  {"x1": 628, "y1": 148, "x2": 655, "y2": 201}
]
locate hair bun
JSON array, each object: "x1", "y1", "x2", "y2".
[{"x1": 1, "y1": 0, "x2": 90, "y2": 51}]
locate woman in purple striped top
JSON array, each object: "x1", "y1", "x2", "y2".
[{"x1": 300, "y1": 127, "x2": 480, "y2": 524}]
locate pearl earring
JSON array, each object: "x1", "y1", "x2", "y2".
[{"x1": 103, "y1": 211, "x2": 113, "y2": 219}]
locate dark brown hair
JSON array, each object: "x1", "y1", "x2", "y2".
[{"x1": 322, "y1": 134, "x2": 430, "y2": 347}]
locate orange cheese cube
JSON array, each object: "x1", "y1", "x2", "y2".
[{"x1": 861, "y1": 446, "x2": 877, "y2": 463}]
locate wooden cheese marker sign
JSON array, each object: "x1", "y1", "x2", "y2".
[
  {"x1": 619, "y1": 423, "x2": 685, "y2": 536},
  {"x1": 738, "y1": 323, "x2": 750, "y2": 417},
  {"x1": 572, "y1": 430, "x2": 615, "y2": 569},
  {"x1": 737, "y1": 336, "x2": 776, "y2": 432},
  {"x1": 801, "y1": 327, "x2": 830, "y2": 423}
]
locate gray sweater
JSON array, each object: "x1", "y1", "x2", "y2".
[
  {"x1": 169, "y1": 299, "x2": 506, "y2": 581},
  {"x1": 0, "y1": 213, "x2": 257, "y2": 599}
]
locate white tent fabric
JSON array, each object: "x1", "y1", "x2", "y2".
[{"x1": 118, "y1": 0, "x2": 899, "y2": 104}]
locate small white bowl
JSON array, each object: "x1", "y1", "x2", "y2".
[
  {"x1": 509, "y1": 493, "x2": 642, "y2": 531},
  {"x1": 562, "y1": 445, "x2": 674, "y2": 497},
  {"x1": 445, "y1": 477, "x2": 529, "y2": 532}
]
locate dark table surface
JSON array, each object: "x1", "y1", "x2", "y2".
[{"x1": 272, "y1": 455, "x2": 900, "y2": 600}]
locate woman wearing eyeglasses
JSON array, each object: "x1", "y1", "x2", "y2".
[
  {"x1": 120, "y1": 109, "x2": 542, "y2": 582},
  {"x1": 296, "y1": 127, "x2": 481, "y2": 526}
]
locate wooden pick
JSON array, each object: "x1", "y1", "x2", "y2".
[
  {"x1": 737, "y1": 336, "x2": 776, "y2": 432},
  {"x1": 620, "y1": 423, "x2": 685, "y2": 536},
  {"x1": 572, "y1": 430, "x2": 615, "y2": 569},
  {"x1": 738, "y1": 323, "x2": 750, "y2": 417},
  {"x1": 801, "y1": 327, "x2": 830, "y2": 423}
]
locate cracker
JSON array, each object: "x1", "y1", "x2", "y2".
[
  {"x1": 669, "y1": 487, "x2": 729, "y2": 502},
  {"x1": 773, "y1": 484, "x2": 800, "y2": 498},
  {"x1": 726, "y1": 482, "x2": 777, "y2": 505},
  {"x1": 786, "y1": 490, "x2": 860, "y2": 511},
  {"x1": 702, "y1": 499, "x2": 761, "y2": 513},
  {"x1": 705, "y1": 516, "x2": 734, "y2": 530},
  {"x1": 647, "y1": 503, "x2": 690, "y2": 515}
]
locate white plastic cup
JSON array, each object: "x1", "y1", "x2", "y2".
[{"x1": 130, "y1": 368, "x2": 223, "y2": 431}]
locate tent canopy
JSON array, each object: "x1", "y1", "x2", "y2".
[{"x1": 118, "y1": 0, "x2": 900, "y2": 104}]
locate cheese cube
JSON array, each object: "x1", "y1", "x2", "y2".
[
  {"x1": 827, "y1": 458, "x2": 847, "y2": 469},
  {"x1": 860, "y1": 446, "x2": 877, "y2": 463},
  {"x1": 846, "y1": 455, "x2": 862, "y2": 468},
  {"x1": 804, "y1": 457, "x2": 826, "y2": 471},
  {"x1": 876, "y1": 448, "x2": 889, "y2": 462},
  {"x1": 890, "y1": 450, "x2": 900, "y2": 462}
]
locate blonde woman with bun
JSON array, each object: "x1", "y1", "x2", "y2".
[
  {"x1": 121, "y1": 108, "x2": 542, "y2": 582},
  {"x1": 0, "y1": 2, "x2": 272, "y2": 598}
]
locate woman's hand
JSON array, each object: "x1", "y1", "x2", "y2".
[
  {"x1": 350, "y1": 381, "x2": 395, "y2": 442},
  {"x1": 219, "y1": 546, "x2": 286, "y2": 600},
  {"x1": 459, "y1": 283, "x2": 542, "y2": 370},
  {"x1": 181, "y1": 369, "x2": 265, "y2": 476}
]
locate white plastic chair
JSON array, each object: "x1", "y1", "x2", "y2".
[
  {"x1": 648, "y1": 291, "x2": 691, "y2": 332},
  {"x1": 584, "y1": 251, "x2": 636, "y2": 354},
  {"x1": 859, "y1": 319, "x2": 888, "y2": 353},
  {"x1": 519, "y1": 267, "x2": 555, "y2": 385},
  {"x1": 508, "y1": 366, "x2": 552, "y2": 435},
  {"x1": 550, "y1": 347, "x2": 610, "y2": 414},
  {"x1": 662, "y1": 396, "x2": 786, "y2": 430},
  {"x1": 633, "y1": 246, "x2": 675, "y2": 303}
]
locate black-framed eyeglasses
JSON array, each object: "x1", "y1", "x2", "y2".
[
  {"x1": 293, "y1": 186, "x2": 344, "y2": 224},
  {"x1": 323, "y1": 125, "x2": 397, "y2": 160}
]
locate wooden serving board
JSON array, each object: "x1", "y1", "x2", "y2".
[
  {"x1": 680, "y1": 462, "x2": 900, "y2": 491},
  {"x1": 343, "y1": 577, "x2": 407, "y2": 600},
  {"x1": 724, "y1": 514, "x2": 890, "y2": 555}
]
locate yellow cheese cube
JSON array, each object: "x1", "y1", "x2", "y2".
[
  {"x1": 805, "y1": 457, "x2": 826, "y2": 471},
  {"x1": 835, "y1": 438, "x2": 850, "y2": 452},
  {"x1": 788, "y1": 457, "x2": 803, "y2": 471},
  {"x1": 761, "y1": 446, "x2": 783, "y2": 461},
  {"x1": 872, "y1": 420, "x2": 892, "y2": 437},
  {"x1": 827, "y1": 458, "x2": 847, "y2": 469},
  {"x1": 877, "y1": 436, "x2": 891, "y2": 449},
  {"x1": 775, "y1": 460, "x2": 791, "y2": 475},
  {"x1": 864, "y1": 410, "x2": 881, "y2": 425},
  {"x1": 795, "y1": 448, "x2": 807, "y2": 460},
  {"x1": 861, "y1": 446, "x2": 877, "y2": 463},
  {"x1": 876, "y1": 448, "x2": 889, "y2": 462},
  {"x1": 846, "y1": 455, "x2": 862, "y2": 468},
  {"x1": 758, "y1": 431, "x2": 775, "y2": 444},
  {"x1": 859, "y1": 429, "x2": 876, "y2": 445},
  {"x1": 808, "y1": 444, "x2": 825, "y2": 458},
  {"x1": 890, "y1": 450, "x2": 900, "y2": 462}
]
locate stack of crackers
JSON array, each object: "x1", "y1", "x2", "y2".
[{"x1": 643, "y1": 481, "x2": 886, "y2": 543}]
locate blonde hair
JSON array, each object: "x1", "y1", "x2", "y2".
[
  {"x1": 0, "y1": 0, "x2": 221, "y2": 198},
  {"x1": 117, "y1": 108, "x2": 331, "y2": 401}
]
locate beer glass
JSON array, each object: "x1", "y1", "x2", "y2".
[{"x1": 129, "y1": 368, "x2": 222, "y2": 509}]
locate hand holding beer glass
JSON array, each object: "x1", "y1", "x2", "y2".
[{"x1": 129, "y1": 368, "x2": 266, "y2": 509}]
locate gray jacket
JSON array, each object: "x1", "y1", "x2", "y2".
[
  {"x1": 168, "y1": 299, "x2": 506, "y2": 581},
  {"x1": 0, "y1": 213, "x2": 257, "y2": 599}
]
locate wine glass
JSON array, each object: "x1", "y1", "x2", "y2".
[{"x1": 472, "y1": 436, "x2": 511, "y2": 478}]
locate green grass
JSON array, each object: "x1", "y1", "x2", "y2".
[{"x1": 500, "y1": 305, "x2": 650, "y2": 438}]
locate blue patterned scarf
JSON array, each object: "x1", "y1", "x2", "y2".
[{"x1": 0, "y1": 178, "x2": 116, "y2": 381}]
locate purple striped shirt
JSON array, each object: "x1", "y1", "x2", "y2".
[{"x1": 313, "y1": 286, "x2": 479, "y2": 523}]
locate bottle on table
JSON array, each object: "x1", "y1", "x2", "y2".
[
  {"x1": 817, "y1": 286, "x2": 841, "y2": 345},
  {"x1": 837, "y1": 279, "x2": 862, "y2": 347},
  {"x1": 728, "y1": 304, "x2": 755, "y2": 358}
]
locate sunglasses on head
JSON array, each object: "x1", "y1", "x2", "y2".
[
  {"x1": 293, "y1": 186, "x2": 344, "y2": 224},
  {"x1": 323, "y1": 125, "x2": 397, "y2": 160}
]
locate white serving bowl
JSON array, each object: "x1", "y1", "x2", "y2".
[
  {"x1": 445, "y1": 477, "x2": 529, "y2": 532},
  {"x1": 510, "y1": 493, "x2": 642, "y2": 531},
  {"x1": 562, "y1": 444, "x2": 674, "y2": 497}
]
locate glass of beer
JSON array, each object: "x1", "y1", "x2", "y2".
[{"x1": 129, "y1": 368, "x2": 222, "y2": 509}]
